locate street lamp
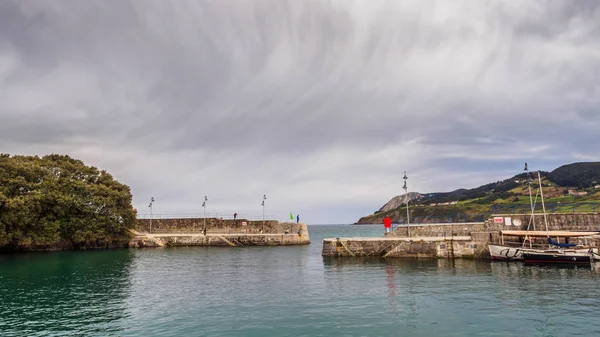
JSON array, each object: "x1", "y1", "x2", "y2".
[
  {"x1": 202, "y1": 196, "x2": 207, "y2": 235},
  {"x1": 261, "y1": 194, "x2": 266, "y2": 232},
  {"x1": 403, "y1": 172, "x2": 410, "y2": 237},
  {"x1": 148, "y1": 197, "x2": 154, "y2": 233}
]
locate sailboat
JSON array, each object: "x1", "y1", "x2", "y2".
[
  {"x1": 488, "y1": 165, "x2": 599, "y2": 261},
  {"x1": 489, "y1": 231, "x2": 598, "y2": 261}
]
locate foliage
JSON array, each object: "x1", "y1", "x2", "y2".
[
  {"x1": 415, "y1": 162, "x2": 600, "y2": 206},
  {"x1": 0, "y1": 154, "x2": 136, "y2": 249},
  {"x1": 547, "y1": 162, "x2": 600, "y2": 188},
  {"x1": 417, "y1": 178, "x2": 525, "y2": 205}
]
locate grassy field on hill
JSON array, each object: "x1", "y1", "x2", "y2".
[{"x1": 357, "y1": 176, "x2": 600, "y2": 224}]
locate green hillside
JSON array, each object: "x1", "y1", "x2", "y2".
[
  {"x1": 547, "y1": 162, "x2": 600, "y2": 188},
  {"x1": 357, "y1": 162, "x2": 600, "y2": 224}
]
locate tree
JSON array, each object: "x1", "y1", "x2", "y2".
[{"x1": 0, "y1": 154, "x2": 136, "y2": 249}]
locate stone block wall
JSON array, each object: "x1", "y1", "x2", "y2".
[
  {"x1": 133, "y1": 232, "x2": 310, "y2": 247},
  {"x1": 385, "y1": 213, "x2": 600, "y2": 239},
  {"x1": 483, "y1": 213, "x2": 600, "y2": 232},
  {"x1": 386, "y1": 223, "x2": 486, "y2": 237},
  {"x1": 321, "y1": 238, "x2": 482, "y2": 258},
  {"x1": 136, "y1": 218, "x2": 304, "y2": 234}
]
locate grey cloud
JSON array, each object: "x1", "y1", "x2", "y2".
[{"x1": 1, "y1": 0, "x2": 599, "y2": 223}]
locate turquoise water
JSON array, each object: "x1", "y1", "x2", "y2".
[{"x1": 1, "y1": 224, "x2": 600, "y2": 336}]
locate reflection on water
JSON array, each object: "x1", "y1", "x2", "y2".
[
  {"x1": 1, "y1": 225, "x2": 600, "y2": 337},
  {"x1": 322, "y1": 256, "x2": 493, "y2": 275},
  {"x1": 386, "y1": 264, "x2": 398, "y2": 316},
  {"x1": 321, "y1": 256, "x2": 600, "y2": 336},
  {"x1": 0, "y1": 250, "x2": 134, "y2": 336}
]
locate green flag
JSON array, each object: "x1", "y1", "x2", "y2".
[{"x1": 290, "y1": 212, "x2": 293, "y2": 220}]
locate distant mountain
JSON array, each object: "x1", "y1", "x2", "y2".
[
  {"x1": 356, "y1": 162, "x2": 600, "y2": 224},
  {"x1": 414, "y1": 162, "x2": 600, "y2": 205},
  {"x1": 547, "y1": 162, "x2": 600, "y2": 188},
  {"x1": 415, "y1": 175, "x2": 526, "y2": 205}
]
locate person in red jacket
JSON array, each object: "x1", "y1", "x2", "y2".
[{"x1": 384, "y1": 217, "x2": 392, "y2": 233}]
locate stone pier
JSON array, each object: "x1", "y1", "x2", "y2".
[
  {"x1": 131, "y1": 219, "x2": 310, "y2": 247},
  {"x1": 322, "y1": 212, "x2": 600, "y2": 258},
  {"x1": 322, "y1": 236, "x2": 480, "y2": 258}
]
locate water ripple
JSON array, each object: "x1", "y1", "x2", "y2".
[{"x1": 1, "y1": 226, "x2": 600, "y2": 336}]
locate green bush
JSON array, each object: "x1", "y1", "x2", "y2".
[{"x1": 0, "y1": 154, "x2": 136, "y2": 249}]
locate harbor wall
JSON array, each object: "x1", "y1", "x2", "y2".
[
  {"x1": 323, "y1": 212, "x2": 600, "y2": 258},
  {"x1": 483, "y1": 212, "x2": 600, "y2": 232},
  {"x1": 136, "y1": 218, "x2": 301, "y2": 234},
  {"x1": 322, "y1": 237, "x2": 483, "y2": 258},
  {"x1": 131, "y1": 221, "x2": 310, "y2": 247},
  {"x1": 130, "y1": 230, "x2": 310, "y2": 248},
  {"x1": 386, "y1": 222, "x2": 486, "y2": 237},
  {"x1": 386, "y1": 213, "x2": 600, "y2": 239}
]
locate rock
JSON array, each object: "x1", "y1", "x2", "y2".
[{"x1": 378, "y1": 192, "x2": 421, "y2": 212}]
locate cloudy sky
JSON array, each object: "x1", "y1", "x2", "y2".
[{"x1": 1, "y1": 1, "x2": 599, "y2": 224}]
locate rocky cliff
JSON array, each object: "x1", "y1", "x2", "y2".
[{"x1": 378, "y1": 192, "x2": 421, "y2": 212}]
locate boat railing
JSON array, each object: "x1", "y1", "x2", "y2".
[
  {"x1": 500, "y1": 241, "x2": 595, "y2": 250},
  {"x1": 500, "y1": 241, "x2": 549, "y2": 249}
]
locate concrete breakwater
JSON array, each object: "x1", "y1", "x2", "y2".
[
  {"x1": 322, "y1": 236, "x2": 479, "y2": 258},
  {"x1": 322, "y1": 212, "x2": 600, "y2": 258},
  {"x1": 131, "y1": 218, "x2": 310, "y2": 247}
]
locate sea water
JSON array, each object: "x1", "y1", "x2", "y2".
[{"x1": 1, "y1": 225, "x2": 599, "y2": 336}]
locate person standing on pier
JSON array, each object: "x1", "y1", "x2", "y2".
[
  {"x1": 296, "y1": 214, "x2": 300, "y2": 224},
  {"x1": 234, "y1": 212, "x2": 237, "y2": 220},
  {"x1": 384, "y1": 216, "x2": 392, "y2": 233}
]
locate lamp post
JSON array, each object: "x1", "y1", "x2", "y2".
[
  {"x1": 403, "y1": 172, "x2": 410, "y2": 237},
  {"x1": 261, "y1": 194, "x2": 266, "y2": 232},
  {"x1": 148, "y1": 197, "x2": 154, "y2": 233},
  {"x1": 202, "y1": 196, "x2": 207, "y2": 235}
]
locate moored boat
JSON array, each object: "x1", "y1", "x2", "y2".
[
  {"x1": 488, "y1": 165, "x2": 600, "y2": 263},
  {"x1": 489, "y1": 230, "x2": 599, "y2": 261}
]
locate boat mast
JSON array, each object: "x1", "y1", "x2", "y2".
[
  {"x1": 524, "y1": 163, "x2": 536, "y2": 231},
  {"x1": 537, "y1": 171, "x2": 550, "y2": 238}
]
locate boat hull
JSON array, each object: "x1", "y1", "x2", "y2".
[
  {"x1": 488, "y1": 245, "x2": 550, "y2": 261},
  {"x1": 523, "y1": 252, "x2": 591, "y2": 264},
  {"x1": 489, "y1": 245, "x2": 526, "y2": 261}
]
